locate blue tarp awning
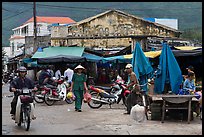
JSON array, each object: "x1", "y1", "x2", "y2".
[
  {"x1": 102, "y1": 55, "x2": 131, "y2": 63},
  {"x1": 82, "y1": 52, "x2": 103, "y2": 62},
  {"x1": 131, "y1": 42, "x2": 153, "y2": 92},
  {"x1": 32, "y1": 46, "x2": 85, "y2": 59},
  {"x1": 32, "y1": 46, "x2": 85, "y2": 64},
  {"x1": 154, "y1": 43, "x2": 183, "y2": 94}
]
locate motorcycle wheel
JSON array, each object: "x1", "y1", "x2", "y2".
[
  {"x1": 23, "y1": 111, "x2": 30, "y2": 131},
  {"x1": 34, "y1": 91, "x2": 44, "y2": 103},
  {"x1": 87, "y1": 92, "x2": 103, "y2": 109},
  {"x1": 44, "y1": 92, "x2": 55, "y2": 106},
  {"x1": 65, "y1": 98, "x2": 74, "y2": 104}
]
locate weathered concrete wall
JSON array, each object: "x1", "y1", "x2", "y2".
[
  {"x1": 51, "y1": 38, "x2": 132, "y2": 48},
  {"x1": 51, "y1": 11, "x2": 178, "y2": 48},
  {"x1": 25, "y1": 36, "x2": 51, "y2": 54}
]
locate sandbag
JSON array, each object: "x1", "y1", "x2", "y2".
[{"x1": 130, "y1": 104, "x2": 146, "y2": 122}]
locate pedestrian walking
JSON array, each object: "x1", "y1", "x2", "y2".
[{"x1": 70, "y1": 65, "x2": 88, "y2": 112}]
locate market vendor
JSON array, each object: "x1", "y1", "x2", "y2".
[{"x1": 183, "y1": 72, "x2": 196, "y2": 95}]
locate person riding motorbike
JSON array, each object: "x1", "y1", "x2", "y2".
[
  {"x1": 38, "y1": 66, "x2": 57, "y2": 86},
  {"x1": 38, "y1": 65, "x2": 58, "y2": 94},
  {"x1": 9, "y1": 66, "x2": 37, "y2": 120}
]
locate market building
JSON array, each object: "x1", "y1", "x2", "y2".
[{"x1": 51, "y1": 9, "x2": 181, "y2": 53}]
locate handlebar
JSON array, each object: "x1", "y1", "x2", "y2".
[{"x1": 15, "y1": 88, "x2": 34, "y2": 95}]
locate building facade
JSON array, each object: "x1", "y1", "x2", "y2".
[
  {"x1": 51, "y1": 10, "x2": 181, "y2": 51},
  {"x1": 9, "y1": 16, "x2": 76, "y2": 58}
]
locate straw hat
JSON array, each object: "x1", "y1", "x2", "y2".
[{"x1": 74, "y1": 65, "x2": 85, "y2": 70}]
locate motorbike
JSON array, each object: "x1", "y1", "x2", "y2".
[
  {"x1": 87, "y1": 83, "x2": 130, "y2": 109},
  {"x1": 14, "y1": 88, "x2": 35, "y2": 131},
  {"x1": 3, "y1": 72, "x2": 17, "y2": 84},
  {"x1": 3, "y1": 72, "x2": 9, "y2": 83},
  {"x1": 33, "y1": 84, "x2": 47, "y2": 103},
  {"x1": 93, "y1": 79, "x2": 125, "y2": 94},
  {"x1": 43, "y1": 77, "x2": 74, "y2": 106}
]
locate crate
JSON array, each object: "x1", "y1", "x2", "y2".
[{"x1": 150, "y1": 103, "x2": 162, "y2": 120}]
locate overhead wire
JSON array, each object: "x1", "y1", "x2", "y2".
[
  {"x1": 4, "y1": 2, "x2": 202, "y2": 11},
  {"x1": 3, "y1": 8, "x2": 32, "y2": 21}
]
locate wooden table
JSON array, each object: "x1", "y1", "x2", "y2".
[
  {"x1": 148, "y1": 94, "x2": 199, "y2": 124},
  {"x1": 161, "y1": 95, "x2": 198, "y2": 124}
]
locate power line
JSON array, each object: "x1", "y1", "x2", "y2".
[
  {"x1": 2, "y1": 8, "x2": 32, "y2": 21},
  {"x1": 7, "y1": 2, "x2": 202, "y2": 11},
  {"x1": 3, "y1": 2, "x2": 201, "y2": 19},
  {"x1": 2, "y1": 7, "x2": 21, "y2": 13}
]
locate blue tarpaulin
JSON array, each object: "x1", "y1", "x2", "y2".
[
  {"x1": 154, "y1": 43, "x2": 183, "y2": 94},
  {"x1": 82, "y1": 52, "x2": 103, "y2": 62},
  {"x1": 131, "y1": 42, "x2": 153, "y2": 92},
  {"x1": 102, "y1": 55, "x2": 131, "y2": 63}
]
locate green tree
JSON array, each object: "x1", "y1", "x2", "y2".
[{"x1": 180, "y1": 27, "x2": 202, "y2": 42}]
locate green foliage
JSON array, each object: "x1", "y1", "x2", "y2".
[
  {"x1": 2, "y1": 2, "x2": 202, "y2": 47},
  {"x1": 180, "y1": 27, "x2": 202, "y2": 42}
]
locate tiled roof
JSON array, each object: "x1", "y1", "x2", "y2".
[
  {"x1": 24, "y1": 16, "x2": 76, "y2": 24},
  {"x1": 9, "y1": 35, "x2": 25, "y2": 40}
]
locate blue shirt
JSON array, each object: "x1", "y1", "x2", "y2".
[{"x1": 183, "y1": 79, "x2": 195, "y2": 91}]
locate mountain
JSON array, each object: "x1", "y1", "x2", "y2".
[{"x1": 2, "y1": 2, "x2": 202, "y2": 47}]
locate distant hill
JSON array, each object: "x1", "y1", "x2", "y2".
[{"x1": 2, "y1": 2, "x2": 202, "y2": 47}]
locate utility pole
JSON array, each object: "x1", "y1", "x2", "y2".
[{"x1": 33, "y1": 2, "x2": 37, "y2": 53}]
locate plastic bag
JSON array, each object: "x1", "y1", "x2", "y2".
[
  {"x1": 130, "y1": 104, "x2": 146, "y2": 123},
  {"x1": 83, "y1": 92, "x2": 92, "y2": 103}
]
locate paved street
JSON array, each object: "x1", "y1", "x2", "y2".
[{"x1": 2, "y1": 83, "x2": 202, "y2": 135}]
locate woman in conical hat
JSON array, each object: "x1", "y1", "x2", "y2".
[{"x1": 70, "y1": 65, "x2": 88, "y2": 112}]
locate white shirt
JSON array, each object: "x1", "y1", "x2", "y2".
[
  {"x1": 64, "y1": 68, "x2": 74, "y2": 83},
  {"x1": 55, "y1": 70, "x2": 61, "y2": 80}
]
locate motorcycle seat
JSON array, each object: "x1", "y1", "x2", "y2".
[
  {"x1": 36, "y1": 84, "x2": 44, "y2": 89},
  {"x1": 45, "y1": 84, "x2": 57, "y2": 89},
  {"x1": 94, "y1": 86, "x2": 112, "y2": 91},
  {"x1": 101, "y1": 92, "x2": 116, "y2": 98}
]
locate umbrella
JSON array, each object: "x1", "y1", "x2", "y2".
[
  {"x1": 131, "y1": 42, "x2": 153, "y2": 92},
  {"x1": 154, "y1": 42, "x2": 183, "y2": 94}
]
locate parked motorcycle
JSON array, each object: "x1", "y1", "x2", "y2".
[
  {"x1": 93, "y1": 79, "x2": 125, "y2": 94},
  {"x1": 3, "y1": 72, "x2": 9, "y2": 83},
  {"x1": 43, "y1": 78, "x2": 74, "y2": 106},
  {"x1": 3, "y1": 72, "x2": 17, "y2": 84},
  {"x1": 33, "y1": 84, "x2": 47, "y2": 103},
  {"x1": 87, "y1": 83, "x2": 130, "y2": 109},
  {"x1": 14, "y1": 88, "x2": 35, "y2": 131}
]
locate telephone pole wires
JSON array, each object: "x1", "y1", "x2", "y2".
[{"x1": 33, "y1": 2, "x2": 37, "y2": 53}]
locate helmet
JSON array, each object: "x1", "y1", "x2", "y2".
[
  {"x1": 67, "y1": 92, "x2": 73, "y2": 99},
  {"x1": 18, "y1": 66, "x2": 27, "y2": 72}
]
